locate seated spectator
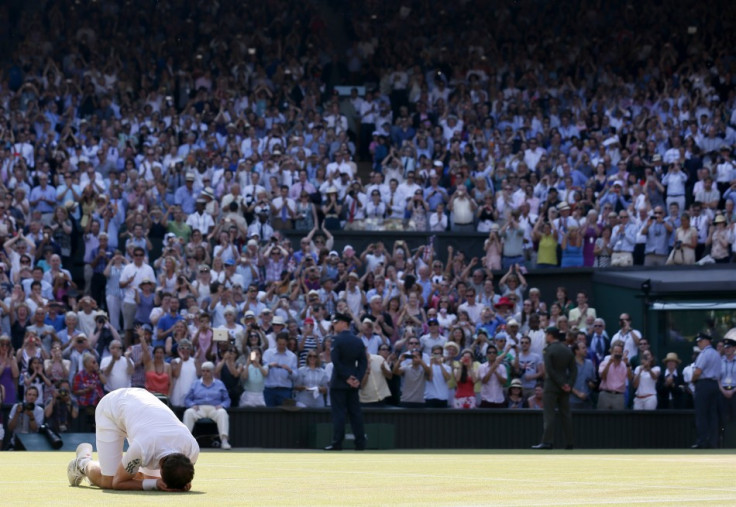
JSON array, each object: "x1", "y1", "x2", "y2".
[{"x1": 183, "y1": 361, "x2": 232, "y2": 450}]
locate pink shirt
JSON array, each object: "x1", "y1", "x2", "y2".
[{"x1": 598, "y1": 356, "x2": 628, "y2": 392}]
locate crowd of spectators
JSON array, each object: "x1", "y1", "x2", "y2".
[{"x1": 1, "y1": 0, "x2": 736, "y2": 445}]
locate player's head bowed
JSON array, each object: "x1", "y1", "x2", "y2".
[{"x1": 160, "y1": 453, "x2": 195, "y2": 490}]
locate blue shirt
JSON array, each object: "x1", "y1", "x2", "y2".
[
  {"x1": 157, "y1": 312, "x2": 183, "y2": 338},
  {"x1": 262, "y1": 348, "x2": 297, "y2": 388},
  {"x1": 174, "y1": 185, "x2": 197, "y2": 214},
  {"x1": 184, "y1": 378, "x2": 231, "y2": 408},
  {"x1": 694, "y1": 345, "x2": 721, "y2": 380},
  {"x1": 30, "y1": 184, "x2": 57, "y2": 213},
  {"x1": 644, "y1": 221, "x2": 670, "y2": 255}
]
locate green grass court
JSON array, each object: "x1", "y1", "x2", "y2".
[{"x1": 2, "y1": 449, "x2": 735, "y2": 505}]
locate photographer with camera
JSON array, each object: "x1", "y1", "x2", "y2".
[
  {"x1": 91, "y1": 311, "x2": 121, "y2": 360},
  {"x1": 44, "y1": 379, "x2": 79, "y2": 433},
  {"x1": 392, "y1": 343, "x2": 431, "y2": 408},
  {"x1": 6, "y1": 385, "x2": 44, "y2": 449},
  {"x1": 598, "y1": 342, "x2": 633, "y2": 410},
  {"x1": 642, "y1": 206, "x2": 673, "y2": 266}
]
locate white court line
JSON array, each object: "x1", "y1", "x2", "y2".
[{"x1": 201, "y1": 462, "x2": 736, "y2": 495}]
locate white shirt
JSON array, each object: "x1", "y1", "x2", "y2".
[
  {"x1": 119, "y1": 262, "x2": 156, "y2": 303},
  {"x1": 186, "y1": 211, "x2": 215, "y2": 234},
  {"x1": 100, "y1": 356, "x2": 133, "y2": 391}
]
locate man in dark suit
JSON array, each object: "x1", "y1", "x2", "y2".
[
  {"x1": 325, "y1": 313, "x2": 367, "y2": 451},
  {"x1": 532, "y1": 326, "x2": 577, "y2": 450}
]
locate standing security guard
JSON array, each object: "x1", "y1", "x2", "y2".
[
  {"x1": 325, "y1": 313, "x2": 367, "y2": 451},
  {"x1": 532, "y1": 326, "x2": 577, "y2": 450},
  {"x1": 691, "y1": 333, "x2": 721, "y2": 448}
]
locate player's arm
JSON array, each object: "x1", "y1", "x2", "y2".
[{"x1": 113, "y1": 462, "x2": 189, "y2": 492}]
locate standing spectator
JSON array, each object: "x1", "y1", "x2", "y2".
[
  {"x1": 262, "y1": 332, "x2": 297, "y2": 407},
  {"x1": 598, "y1": 342, "x2": 632, "y2": 410},
  {"x1": 99, "y1": 340, "x2": 133, "y2": 392},
  {"x1": 668, "y1": 212, "x2": 697, "y2": 265},
  {"x1": 0, "y1": 335, "x2": 20, "y2": 405},
  {"x1": 479, "y1": 345, "x2": 509, "y2": 408},
  {"x1": 294, "y1": 350, "x2": 329, "y2": 408},
  {"x1": 424, "y1": 345, "x2": 451, "y2": 408},
  {"x1": 214, "y1": 346, "x2": 243, "y2": 408},
  {"x1": 656, "y1": 352, "x2": 685, "y2": 410},
  {"x1": 611, "y1": 210, "x2": 637, "y2": 266},
  {"x1": 72, "y1": 353, "x2": 105, "y2": 427},
  {"x1": 118, "y1": 247, "x2": 155, "y2": 347},
  {"x1": 632, "y1": 350, "x2": 660, "y2": 410},
  {"x1": 641, "y1": 206, "x2": 673, "y2": 266},
  {"x1": 359, "y1": 346, "x2": 393, "y2": 407},
  {"x1": 452, "y1": 348, "x2": 479, "y2": 409},
  {"x1": 237, "y1": 347, "x2": 268, "y2": 408},
  {"x1": 532, "y1": 327, "x2": 576, "y2": 450},
  {"x1": 170, "y1": 339, "x2": 199, "y2": 407},
  {"x1": 570, "y1": 342, "x2": 596, "y2": 410},
  {"x1": 513, "y1": 336, "x2": 544, "y2": 400},
  {"x1": 183, "y1": 361, "x2": 232, "y2": 450},
  {"x1": 30, "y1": 173, "x2": 56, "y2": 224},
  {"x1": 103, "y1": 251, "x2": 127, "y2": 333},
  {"x1": 718, "y1": 333, "x2": 736, "y2": 431},
  {"x1": 325, "y1": 312, "x2": 367, "y2": 451},
  {"x1": 611, "y1": 313, "x2": 643, "y2": 361},
  {"x1": 568, "y1": 292, "x2": 596, "y2": 333},
  {"x1": 393, "y1": 347, "x2": 431, "y2": 408},
  {"x1": 560, "y1": 224, "x2": 584, "y2": 268},
  {"x1": 448, "y1": 186, "x2": 477, "y2": 233}
]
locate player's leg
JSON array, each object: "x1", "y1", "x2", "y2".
[{"x1": 67, "y1": 443, "x2": 93, "y2": 486}]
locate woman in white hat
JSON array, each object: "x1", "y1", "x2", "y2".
[{"x1": 656, "y1": 352, "x2": 685, "y2": 409}]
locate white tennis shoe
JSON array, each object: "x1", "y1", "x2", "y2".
[{"x1": 67, "y1": 443, "x2": 93, "y2": 486}]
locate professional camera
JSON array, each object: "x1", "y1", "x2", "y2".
[
  {"x1": 39, "y1": 424, "x2": 63, "y2": 449},
  {"x1": 23, "y1": 402, "x2": 36, "y2": 412}
]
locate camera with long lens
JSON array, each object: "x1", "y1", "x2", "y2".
[{"x1": 39, "y1": 424, "x2": 63, "y2": 449}]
